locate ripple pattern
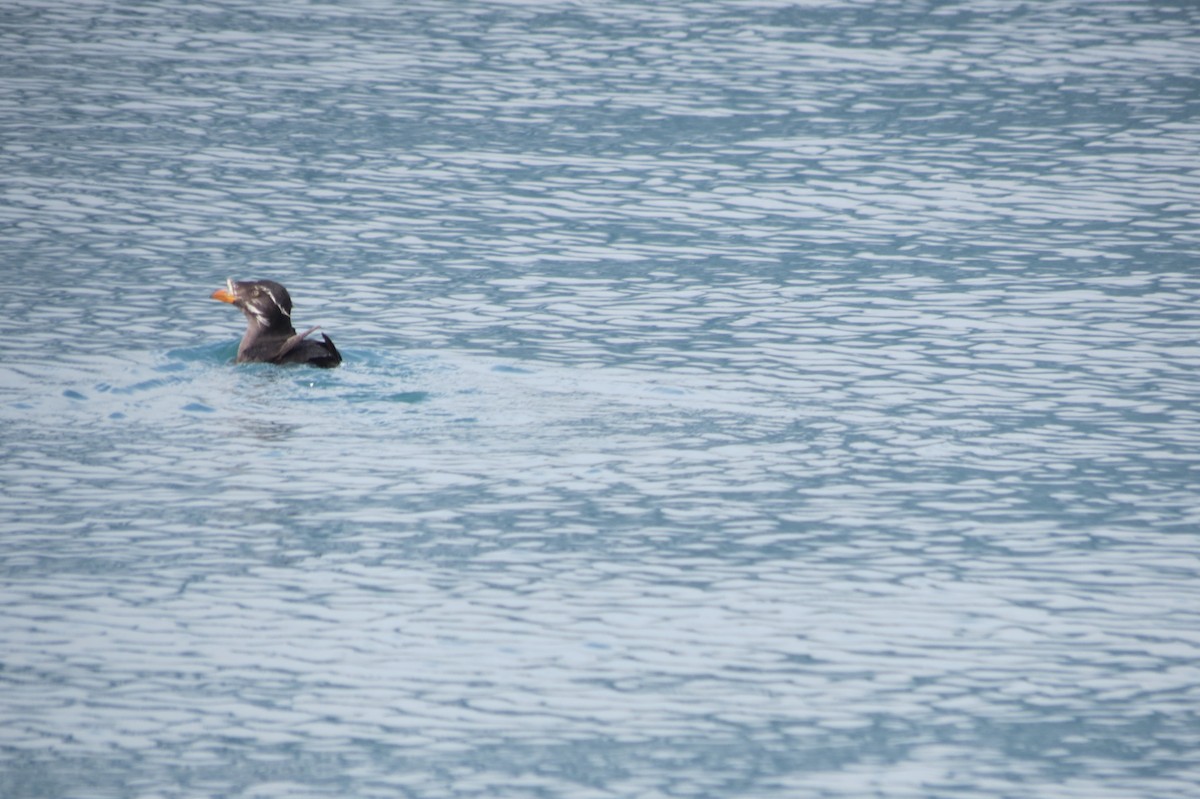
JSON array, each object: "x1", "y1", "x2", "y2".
[{"x1": 3, "y1": 1, "x2": 1200, "y2": 798}]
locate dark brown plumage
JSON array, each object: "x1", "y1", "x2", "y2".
[{"x1": 211, "y1": 278, "x2": 341, "y2": 368}]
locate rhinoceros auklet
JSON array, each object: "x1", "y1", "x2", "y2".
[{"x1": 211, "y1": 278, "x2": 342, "y2": 368}]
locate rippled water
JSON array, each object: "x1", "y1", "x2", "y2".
[{"x1": 3, "y1": 1, "x2": 1200, "y2": 797}]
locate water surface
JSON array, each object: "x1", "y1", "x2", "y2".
[{"x1": 3, "y1": 1, "x2": 1200, "y2": 797}]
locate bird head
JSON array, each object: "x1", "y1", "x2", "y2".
[{"x1": 211, "y1": 278, "x2": 294, "y2": 330}]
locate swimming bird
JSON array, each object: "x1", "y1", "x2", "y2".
[{"x1": 210, "y1": 278, "x2": 342, "y2": 367}]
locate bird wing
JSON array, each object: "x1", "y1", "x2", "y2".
[{"x1": 274, "y1": 325, "x2": 321, "y2": 361}]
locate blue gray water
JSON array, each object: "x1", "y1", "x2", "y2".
[{"x1": 3, "y1": 1, "x2": 1200, "y2": 797}]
